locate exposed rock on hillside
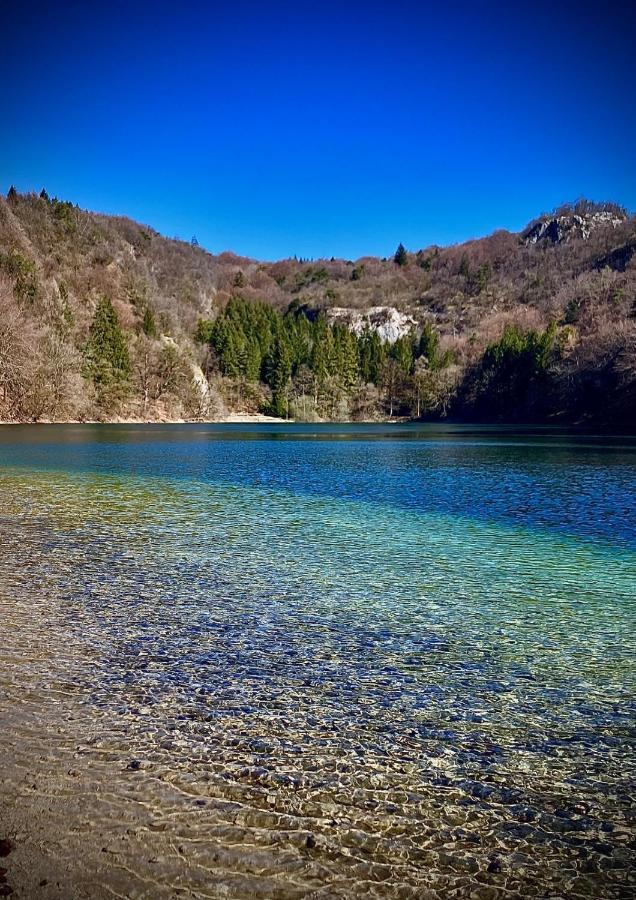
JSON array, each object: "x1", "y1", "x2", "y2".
[
  {"x1": 326, "y1": 306, "x2": 418, "y2": 342},
  {"x1": 523, "y1": 210, "x2": 626, "y2": 245},
  {"x1": 0, "y1": 191, "x2": 634, "y2": 425}
]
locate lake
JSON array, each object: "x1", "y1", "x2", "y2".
[{"x1": 0, "y1": 424, "x2": 634, "y2": 898}]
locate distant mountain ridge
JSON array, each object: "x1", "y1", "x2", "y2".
[{"x1": 0, "y1": 189, "x2": 634, "y2": 426}]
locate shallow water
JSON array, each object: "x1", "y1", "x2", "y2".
[{"x1": 0, "y1": 424, "x2": 635, "y2": 898}]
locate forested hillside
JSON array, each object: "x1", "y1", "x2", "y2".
[{"x1": 1, "y1": 189, "x2": 635, "y2": 426}]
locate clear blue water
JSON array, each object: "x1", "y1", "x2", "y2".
[{"x1": 0, "y1": 424, "x2": 634, "y2": 898}]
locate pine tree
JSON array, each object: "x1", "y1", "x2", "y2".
[
  {"x1": 84, "y1": 297, "x2": 131, "y2": 386},
  {"x1": 417, "y1": 322, "x2": 440, "y2": 368},
  {"x1": 394, "y1": 243, "x2": 408, "y2": 267},
  {"x1": 210, "y1": 318, "x2": 236, "y2": 376},
  {"x1": 308, "y1": 329, "x2": 328, "y2": 404},
  {"x1": 223, "y1": 325, "x2": 244, "y2": 379},
  {"x1": 244, "y1": 339, "x2": 262, "y2": 382},
  {"x1": 390, "y1": 334, "x2": 415, "y2": 375},
  {"x1": 142, "y1": 306, "x2": 158, "y2": 338},
  {"x1": 333, "y1": 324, "x2": 359, "y2": 390},
  {"x1": 266, "y1": 335, "x2": 293, "y2": 393},
  {"x1": 358, "y1": 329, "x2": 385, "y2": 384},
  {"x1": 266, "y1": 335, "x2": 293, "y2": 417}
]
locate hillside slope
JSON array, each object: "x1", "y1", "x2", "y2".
[{"x1": 1, "y1": 190, "x2": 634, "y2": 425}]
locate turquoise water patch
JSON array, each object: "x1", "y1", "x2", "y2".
[{"x1": 0, "y1": 425, "x2": 634, "y2": 897}]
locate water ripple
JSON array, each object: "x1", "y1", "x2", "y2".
[{"x1": 0, "y1": 426, "x2": 635, "y2": 898}]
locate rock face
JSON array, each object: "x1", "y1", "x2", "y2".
[
  {"x1": 523, "y1": 211, "x2": 625, "y2": 245},
  {"x1": 327, "y1": 306, "x2": 417, "y2": 342}
]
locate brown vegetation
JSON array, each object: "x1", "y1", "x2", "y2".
[{"x1": 0, "y1": 190, "x2": 634, "y2": 426}]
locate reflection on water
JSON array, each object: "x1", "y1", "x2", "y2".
[{"x1": 0, "y1": 425, "x2": 635, "y2": 898}]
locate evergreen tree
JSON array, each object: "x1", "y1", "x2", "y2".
[
  {"x1": 84, "y1": 297, "x2": 131, "y2": 386},
  {"x1": 195, "y1": 318, "x2": 214, "y2": 343},
  {"x1": 358, "y1": 329, "x2": 385, "y2": 384},
  {"x1": 390, "y1": 334, "x2": 415, "y2": 375},
  {"x1": 475, "y1": 323, "x2": 557, "y2": 419},
  {"x1": 265, "y1": 335, "x2": 293, "y2": 393},
  {"x1": 417, "y1": 322, "x2": 440, "y2": 368},
  {"x1": 1, "y1": 249, "x2": 38, "y2": 303},
  {"x1": 223, "y1": 326, "x2": 244, "y2": 379},
  {"x1": 210, "y1": 317, "x2": 235, "y2": 376},
  {"x1": 416, "y1": 323, "x2": 453, "y2": 371},
  {"x1": 394, "y1": 243, "x2": 408, "y2": 266},
  {"x1": 286, "y1": 311, "x2": 312, "y2": 369},
  {"x1": 266, "y1": 335, "x2": 293, "y2": 417},
  {"x1": 333, "y1": 324, "x2": 359, "y2": 389},
  {"x1": 309, "y1": 332, "x2": 329, "y2": 404},
  {"x1": 475, "y1": 262, "x2": 492, "y2": 293},
  {"x1": 142, "y1": 306, "x2": 158, "y2": 337},
  {"x1": 244, "y1": 339, "x2": 262, "y2": 382}
]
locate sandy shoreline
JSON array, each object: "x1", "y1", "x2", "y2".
[
  {"x1": 0, "y1": 583, "x2": 277, "y2": 900},
  {"x1": 0, "y1": 585, "x2": 117, "y2": 898},
  {"x1": 0, "y1": 413, "x2": 292, "y2": 426}
]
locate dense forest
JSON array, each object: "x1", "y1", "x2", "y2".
[
  {"x1": 197, "y1": 296, "x2": 456, "y2": 419},
  {"x1": 1, "y1": 189, "x2": 635, "y2": 426}
]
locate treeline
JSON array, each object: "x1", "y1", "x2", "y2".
[
  {"x1": 1, "y1": 189, "x2": 635, "y2": 426},
  {"x1": 198, "y1": 296, "x2": 628, "y2": 425},
  {"x1": 197, "y1": 296, "x2": 558, "y2": 419},
  {"x1": 457, "y1": 323, "x2": 559, "y2": 421}
]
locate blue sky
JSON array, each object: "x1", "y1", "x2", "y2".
[{"x1": 1, "y1": 0, "x2": 634, "y2": 260}]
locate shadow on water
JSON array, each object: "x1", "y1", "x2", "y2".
[
  {"x1": 0, "y1": 424, "x2": 634, "y2": 897},
  {"x1": 1, "y1": 424, "x2": 635, "y2": 546}
]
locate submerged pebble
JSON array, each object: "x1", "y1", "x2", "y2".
[{"x1": 1, "y1": 427, "x2": 635, "y2": 897}]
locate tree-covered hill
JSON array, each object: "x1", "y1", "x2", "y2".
[{"x1": 1, "y1": 189, "x2": 634, "y2": 426}]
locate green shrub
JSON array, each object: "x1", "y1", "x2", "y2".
[
  {"x1": 195, "y1": 318, "x2": 215, "y2": 343},
  {"x1": 142, "y1": 307, "x2": 158, "y2": 337},
  {"x1": 0, "y1": 249, "x2": 38, "y2": 302}
]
